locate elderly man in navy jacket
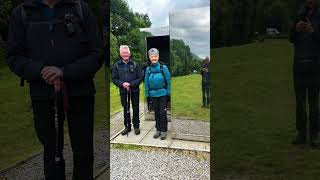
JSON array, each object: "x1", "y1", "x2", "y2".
[
  {"x1": 112, "y1": 45, "x2": 143, "y2": 136},
  {"x1": 6, "y1": 0, "x2": 103, "y2": 179}
]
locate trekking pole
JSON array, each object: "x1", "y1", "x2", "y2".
[
  {"x1": 54, "y1": 91, "x2": 61, "y2": 164},
  {"x1": 54, "y1": 80, "x2": 62, "y2": 164},
  {"x1": 126, "y1": 87, "x2": 130, "y2": 137}
]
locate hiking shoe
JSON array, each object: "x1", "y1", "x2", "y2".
[
  {"x1": 153, "y1": 131, "x2": 161, "y2": 139},
  {"x1": 134, "y1": 128, "x2": 140, "y2": 135},
  {"x1": 160, "y1": 132, "x2": 167, "y2": 140},
  {"x1": 121, "y1": 127, "x2": 131, "y2": 136},
  {"x1": 292, "y1": 134, "x2": 306, "y2": 145}
]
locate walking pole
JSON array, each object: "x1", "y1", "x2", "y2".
[
  {"x1": 126, "y1": 87, "x2": 130, "y2": 137},
  {"x1": 54, "y1": 90, "x2": 61, "y2": 164},
  {"x1": 54, "y1": 81, "x2": 61, "y2": 164}
]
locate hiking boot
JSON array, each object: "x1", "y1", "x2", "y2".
[
  {"x1": 153, "y1": 131, "x2": 161, "y2": 139},
  {"x1": 121, "y1": 127, "x2": 131, "y2": 136},
  {"x1": 134, "y1": 128, "x2": 140, "y2": 135},
  {"x1": 160, "y1": 132, "x2": 167, "y2": 140},
  {"x1": 292, "y1": 134, "x2": 306, "y2": 145}
]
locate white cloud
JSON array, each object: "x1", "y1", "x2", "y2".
[
  {"x1": 125, "y1": 0, "x2": 210, "y2": 27},
  {"x1": 170, "y1": 7, "x2": 210, "y2": 58}
]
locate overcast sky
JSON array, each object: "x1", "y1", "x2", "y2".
[
  {"x1": 170, "y1": 7, "x2": 210, "y2": 58},
  {"x1": 126, "y1": 0, "x2": 210, "y2": 58},
  {"x1": 125, "y1": 0, "x2": 210, "y2": 27}
]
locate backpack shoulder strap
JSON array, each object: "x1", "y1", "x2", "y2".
[
  {"x1": 160, "y1": 64, "x2": 167, "y2": 88},
  {"x1": 21, "y1": 3, "x2": 31, "y2": 28},
  {"x1": 75, "y1": 0, "x2": 84, "y2": 22},
  {"x1": 132, "y1": 61, "x2": 137, "y2": 69},
  {"x1": 21, "y1": 5, "x2": 27, "y2": 27},
  {"x1": 147, "y1": 66, "x2": 151, "y2": 75},
  {"x1": 20, "y1": 4, "x2": 28, "y2": 87}
]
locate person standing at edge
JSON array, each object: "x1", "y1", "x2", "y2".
[
  {"x1": 290, "y1": 0, "x2": 320, "y2": 147},
  {"x1": 201, "y1": 57, "x2": 210, "y2": 108},
  {"x1": 112, "y1": 45, "x2": 142, "y2": 136},
  {"x1": 145, "y1": 48, "x2": 171, "y2": 140},
  {"x1": 6, "y1": 0, "x2": 103, "y2": 179}
]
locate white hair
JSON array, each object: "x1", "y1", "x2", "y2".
[
  {"x1": 148, "y1": 48, "x2": 159, "y2": 57},
  {"x1": 119, "y1": 45, "x2": 130, "y2": 53}
]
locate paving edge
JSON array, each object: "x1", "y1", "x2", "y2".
[{"x1": 110, "y1": 141, "x2": 210, "y2": 153}]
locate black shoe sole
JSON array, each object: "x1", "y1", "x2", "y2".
[{"x1": 121, "y1": 129, "x2": 131, "y2": 136}]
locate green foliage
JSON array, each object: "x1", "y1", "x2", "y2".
[
  {"x1": 0, "y1": 0, "x2": 13, "y2": 41},
  {"x1": 110, "y1": 0, "x2": 151, "y2": 66},
  {"x1": 171, "y1": 39, "x2": 202, "y2": 77}
]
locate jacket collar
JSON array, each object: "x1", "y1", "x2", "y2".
[
  {"x1": 150, "y1": 61, "x2": 160, "y2": 67},
  {"x1": 120, "y1": 59, "x2": 133, "y2": 64}
]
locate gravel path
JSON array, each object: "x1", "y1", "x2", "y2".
[
  {"x1": 0, "y1": 129, "x2": 109, "y2": 180},
  {"x1": 110, "y1": 148, "x2": 210, "y2": 180}
]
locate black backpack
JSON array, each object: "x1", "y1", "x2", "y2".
[{"x1": 19, "y1": 0, "x2": 86, "y2": 86}]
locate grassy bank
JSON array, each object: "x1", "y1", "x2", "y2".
[
  {"x1": 213, "y1": 39, "x2": 320, "y2": 179},
  {"x1": 171, "y1": 74, "x2": 210, "y2": 121}
]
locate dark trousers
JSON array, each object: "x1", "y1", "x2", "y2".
[
  {"x1": 202, "y1": 84, "x2": 210, "y2": 106},
  {"x1": 294, "y1": 64, "x2": 320, "y2": 139},
  {"x1": 152, "y1": 96, "x2": 168, "y2": 132},
  {"x1": 120, "y1": 91, "x2": 140, "y2": 128},
  {"x1": 32, "y1": 95, "x2": 94, "y2": 180}
]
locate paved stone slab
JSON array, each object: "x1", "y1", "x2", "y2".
[
  {"x1": 113, "y1": 128, "x2": 150, "y2": 143},
  {"x1": 171, "y1": 139, "x2": 210, "y2": 152},
  {"x1": 140, "y1": 120, "x2": 155, "y2": 130},
  {"x1": 139, "y1": 130, "x2": 173, "y2": 147}
]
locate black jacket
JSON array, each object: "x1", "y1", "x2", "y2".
[
  {"x1": 112, "y1": 59, "x2": 142, "y2": 93},
  {"x1": 290, "y1": 6, "x2": 320, "y2": 64},
  {"x1": 6, "y1": 0, "x2": 103, "y2": 100}
]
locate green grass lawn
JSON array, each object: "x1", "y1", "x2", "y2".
[
  {"x1": 213, "y1": 39, "x2": 320, "y2": 179},
  {"x1": 171, "y1": 74, "x2": 210, "y2": 121},
  {"x1": 0, "y1": 57, "x2": 107, "y2": 170}
]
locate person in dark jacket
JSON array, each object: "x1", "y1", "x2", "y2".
[
  {"x1": 6, "y1": 0, "x2": 103, "y2": 179},
  {"x1": 290, "y1": 0, "x2": 320, "y2": 147},
  {"x1": 112, "y1": 45, "x2": 142, "y2": 136},
  {"x1": 145, "y1": 48, "x2": 171, "y2": 140},
  {"x1": 201, "y1": 57, "x2": 210, "y2": 108}
]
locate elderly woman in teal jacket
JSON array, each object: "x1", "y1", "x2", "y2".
[{"x1": 145, "y1": 48, "x2": 171, "y2": 140}]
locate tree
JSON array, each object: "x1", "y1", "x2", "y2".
[{"x1": 110, "y1": 0, "x2": 151, "y2": 66}]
